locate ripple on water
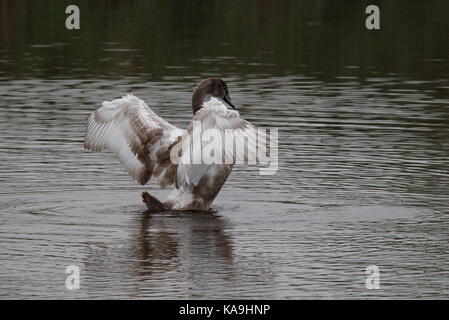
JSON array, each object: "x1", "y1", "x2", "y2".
[{"x1": 0, "y1": 76, "x2": 448, "y2": 299}]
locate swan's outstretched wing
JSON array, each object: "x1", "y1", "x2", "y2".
[
  {"x1": 176, "y1": 97, "x2": 259, "y2": 188},
  {"x1": 84, "y1": 94, "x2": 182, "y2": 185}
]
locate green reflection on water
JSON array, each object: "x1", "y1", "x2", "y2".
[{"x1": 0, "y1": 0, "x2": 448, "y2": 81}]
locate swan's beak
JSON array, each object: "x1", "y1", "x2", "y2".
[{"x1": 223, "y1": 93, "x2": 236, "y2": 109}]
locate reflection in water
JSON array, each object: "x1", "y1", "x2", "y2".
[
  {"x1": 132, "y1": 211, "x2": 233, "y2": 279},
  {"x1": 78, "y1": 208, "x2": 276, "y2": 299},
  {"x1": 1, "y1": 1, "x2": 448, "y2": 81},
  {"x1": 81, "y1": 210, "x2": 239, "y2": 298},
  {"x1": 134, "y1": 211, "x2": 181, "y2": 274}
]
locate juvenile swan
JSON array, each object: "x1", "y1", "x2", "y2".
[{"x1": 84, "y1": 78, "x2": 258, "y2": 212}]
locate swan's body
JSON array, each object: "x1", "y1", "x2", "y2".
[{"x1": 84, "y1": 78, "x2": 257, "y2": 211}]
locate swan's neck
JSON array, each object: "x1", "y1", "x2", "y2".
[{"x1": 192, "y1": 91, "x2": 211, "y2": 114}]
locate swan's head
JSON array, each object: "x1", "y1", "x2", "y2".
[{"x1": 192, "y1": 78, "x2": 236, "y2": 114}]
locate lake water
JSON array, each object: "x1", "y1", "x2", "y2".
[{"x1": 0, "y1": 1, "x2": 448, "y2": 299}]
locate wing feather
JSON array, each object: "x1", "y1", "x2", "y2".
[
  {"x1": 84, "y1": 94, "x2": 181, "y2": 185},
  {"x1": 177, "y1": 97, "x2": 258, "y2": 188}
]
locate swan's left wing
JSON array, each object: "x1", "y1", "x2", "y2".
[{"x1": 84, "y1": 94, "x2": 182, "y2": 186}]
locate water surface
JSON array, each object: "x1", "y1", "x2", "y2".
[{"x1": 0, "y1": 1, "x2": 448, "y2": 299}]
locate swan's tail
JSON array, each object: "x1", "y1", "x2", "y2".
[{"x1": 141, "y1": 191, "x2": 166, "y2": 212}]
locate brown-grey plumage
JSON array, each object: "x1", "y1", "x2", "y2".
[
  {"x1": 191, "y1": 78, "x2": 235, "y2": 114},
  {"x1": 84, "y1": 78, "x2": 257, "y2": 212}
]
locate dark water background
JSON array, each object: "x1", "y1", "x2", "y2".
[{"x1": 0, "y1": 0, "x2": 448, "y2": 299}]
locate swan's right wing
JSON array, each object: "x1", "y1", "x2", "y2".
[
  {"x1": 176, "y1": 98, "x2": 258, "y2": 188},
  {"x1": 84, "y1": 94, "x2": 182, "y2": 185}
]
